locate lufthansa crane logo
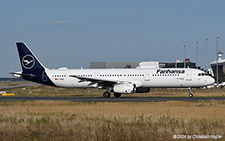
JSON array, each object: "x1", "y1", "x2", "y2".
[{"x1": 22, "y1": 55, "x2": 35, "y2": 69}]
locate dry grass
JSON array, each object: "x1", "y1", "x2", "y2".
[
  {"x1": 0, "y1": 100, "x2": 224, "y2": 140},
  {"x1": 1, "y1": 81, "x2": 225, "y2": 97},
  {"x1": 0, "y1": 81, "x2": 31, "y2": 86},
  {"x1": 4, "y1": 83, "x2": 225, "y2": 97},
  {"x1": 143, "y1": 88, "x2": 225, "y2": 97},
  {"x1": 1, "y1": 81, "x2": 225, "y2": 140}
]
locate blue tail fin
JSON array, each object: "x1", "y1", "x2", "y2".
[
  {"x1": 16, "y1": 42, "x2": 45, "y2": 72},
  {"x1": 16, "y1": 42, "x2": 55, "y2": 86}
]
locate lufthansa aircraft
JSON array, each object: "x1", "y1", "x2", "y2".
[{"x1": 11, "y1": 42, "x2": 215, "y2": 98}]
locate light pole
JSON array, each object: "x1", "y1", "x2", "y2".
[
  {"x1": 175, "y1": 46, "x2": 177, "y2": 68},
  {"x1": 216, "y1": 36, "x2": 222, "y2": 85},
  {"x1": 206, "y1": 39, "x2": 208, "y2": 73},
  {"x1": 184, "y1": 45, "x2": 186, "y2": 68},
  {"x1": 196, "y1": 41, "x2": 198, "y2": 69}
]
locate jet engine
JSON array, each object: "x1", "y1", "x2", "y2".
[{"x1": 113, "y1": 83, "x2": 136, "y2": 94}]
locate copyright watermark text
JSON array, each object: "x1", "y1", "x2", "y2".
[{"x1": 173, "y1": 135, "x2": 222, "y2": 139}]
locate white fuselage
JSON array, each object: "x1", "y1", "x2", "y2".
[
  {"x1": 45, "y1": 68, "x2": 214, "y2": 89},
  {"x1": 14, "y1": 42, "x2": 215, "y2": 98}
]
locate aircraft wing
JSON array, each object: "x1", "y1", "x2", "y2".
[{"x1": 69, "y1": 75, "x2": 124, "y2": 87}]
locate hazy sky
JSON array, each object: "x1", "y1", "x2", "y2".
[{"x1": 1, "y1": 0, "x2": 225, "y2": 77}]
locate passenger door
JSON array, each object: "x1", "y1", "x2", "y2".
[
  {"x1": 186, "y1": 70, "x2": 192, "y2": 81},
  {"x1": 145, "y1": 73, "x2": 150, "y2": 81}
]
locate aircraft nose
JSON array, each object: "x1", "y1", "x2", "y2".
[{"x1": 208, "y1": 76, "x2": 215, "y2": 85}]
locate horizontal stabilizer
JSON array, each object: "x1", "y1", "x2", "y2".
[{"x1": 9, "y1": 72, "x2": 35, "y2": 77}]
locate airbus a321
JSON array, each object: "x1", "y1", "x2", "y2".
[{"x1": 11, "y1": 42, "x2": 215, "y2": 98}]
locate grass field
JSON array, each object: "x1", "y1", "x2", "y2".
[
  {"x1": 0, "y1": 100, "x2": 224, "y2": 140},
  {"x1": 0, "y1": 81, "x2": 225, "y2": 140},
  {"x1": 1, "y1": 81, "x2": 225, "y2": 97}
]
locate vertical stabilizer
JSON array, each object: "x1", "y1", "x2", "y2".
[
  {"x1": 16, "y1": 42, "x2": 45, "y2": 72},
  {"x1": 15, "y1": 42, "x2": 55, "y2": 86}
]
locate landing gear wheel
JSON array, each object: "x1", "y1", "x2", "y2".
[
  {"x1": 188, "y1": 87, "x2": 193, "y2": 98},
  {"x1": 189, "y1": 93, "x2": 193, "y2": 98},
  {"x1": 114, "y1": 93, "x2": 121, "y2": 98},
  {"x1": 103, "y1": 92, "x2": 111, "y2": 98}
]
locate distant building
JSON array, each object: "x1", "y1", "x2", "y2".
[
  {"x1": 136, "y1": 62, "x2": 161, "y2": 68},
  {"x1": 90, "y1": 62, "x2": 139, "y2": 69},
  {"x1": 90, "y1": 58, "x2": 197, "y2": 69},
  {"x1": 162, "y1": 58, "x2": 197, "y2": 69},
  {"x1": 210, "y1": 50, "x2": 225, "y2": 77}
]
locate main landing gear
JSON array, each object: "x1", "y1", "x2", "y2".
[
  {"x1": 114, "y1": 93, "x2": 121, "y2": 98},
  {"x1": 103, "y1": 92, "x2": 122, "y2": 98},
  {"x1": 188, "y1": 87, "x2": 193, "y2": 98},
  {"x1": 103, "y1": 92, "x2": 111, "y2": 98}
]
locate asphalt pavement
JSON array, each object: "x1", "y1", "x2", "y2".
[
  {"x1": 0, "y1": 83, "x2": 41, "y2": 90},
  {"x1": 0, "y1": 96, "x2": 224, "y2": 102}
]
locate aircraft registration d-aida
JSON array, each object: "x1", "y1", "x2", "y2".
[{"x1": 10, "y1": 42, "x2": 215, "y2": 98}]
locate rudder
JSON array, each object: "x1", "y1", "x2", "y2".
[
  {"x1": 16, "y1": 42, "x2": 45, "y2": 73},
  {"x1": 15, "y1": 42, "x2": 56, "y2": 86}
]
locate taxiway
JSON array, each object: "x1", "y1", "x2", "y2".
[{"x1": 0, "y1": 96, "x2": 224, "y2": 102}]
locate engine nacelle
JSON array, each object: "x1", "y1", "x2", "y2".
[
  {"x1": 135, "y1": 87, "x2": 151, "y2": 93},
  {"x1": 113, "y1": 83, "x2": 135, "y2": 94}
]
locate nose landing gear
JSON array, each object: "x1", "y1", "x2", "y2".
[{"x1": 188, "y1": 87, "x2": 193, "y2": 98}]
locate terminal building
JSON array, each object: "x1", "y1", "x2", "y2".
[
  {"x1": 210, "y1": 50, "x2": 225, "y2": 77},
  {"x1": 90, "y1": 58, "x2": 197, "y2": 69},
  {"x1": 90, "y1": 62, "x2": 139, "y2": 69}
]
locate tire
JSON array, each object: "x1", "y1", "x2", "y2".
[
  {"x1": 103, "y1": 92, "x2": 111, "y2": 98},
  {"x1": 189, "y1": 93, "x2": 193, "y2": 98},
  {"x1": 114, "y1": 93, "x2": 121, "y2": 98}
]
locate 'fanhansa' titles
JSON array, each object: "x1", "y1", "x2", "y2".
[{"x1": 156, "y1": 69, "x2": 185, "y2": 74}]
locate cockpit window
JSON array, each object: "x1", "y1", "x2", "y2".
[{"x1": 198, "y1": 73, "x2": 208, "y2": 76}]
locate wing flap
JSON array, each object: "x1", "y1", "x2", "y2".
[
  {"x1": 69, "y1": 75, "x2": 124, "y2": 87},
  {"x1": 69, "y1": 75, "x2": 118, "y2": 83},
  {"x1": 69, "y1": 75, "x2": 144, "y2": 88}
]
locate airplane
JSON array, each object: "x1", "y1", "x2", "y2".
[{"x1": 10, "y1": 42, "x2": 215, "y2": 98}]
